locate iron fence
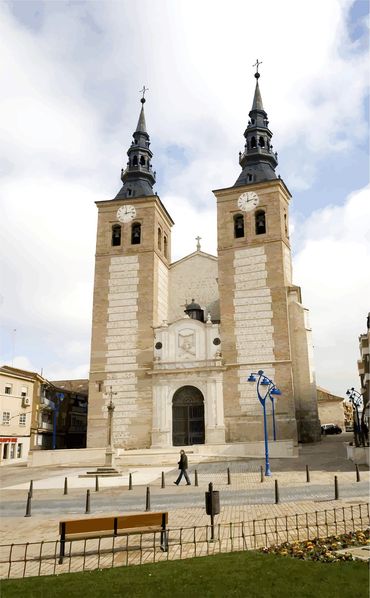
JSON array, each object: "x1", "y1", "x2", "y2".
[{"x1": 1, "y1": 503, "x2": 368, "y2": 580}]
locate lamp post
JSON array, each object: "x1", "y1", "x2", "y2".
[
  {"x1": 104, "y1": 386, "x2": 117, "y2": 467},
  {"x1": 52, "y1": 393, "x2": 64, "y2": 450},
  {"x1": 346, "y1": 388, "x2": 364, "y2": 447},
  {"x1": 247, "y1": 370, "x2": 282, "y2": 476}
]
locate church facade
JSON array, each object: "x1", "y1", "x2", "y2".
[{"x1": 87, "y1": 72, "x2": 321, "y2": 451}]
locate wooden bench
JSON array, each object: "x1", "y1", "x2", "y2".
[{"x1": 59, "y1": 512, "x2": 168, "y2": 563}]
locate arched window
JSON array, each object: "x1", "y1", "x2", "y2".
[
  {"x1": 163, "y1": 234, "x2": 168, "y2": 258},
  {"x1": 111, "y1": 224, "x2": 121, "y2": 246},
  {"x1": 157, "y1": 227, "x2": 162, "y2": 250},
  {"x1": 247, "y1": 173, "x2": 253, "y2": 182},
  {"x1": 255, "y1": 210, "x2": 266, "y2": 235},
  {"x1": 131, "y1": 222, "x2": 141, "y2": 245},
  {"x1": 259, "y1": 136, "x2": 265, "y2": 148},
  {"x1": 140, "y1": 155, "x2": 145, "y2": 166},
  {"x1": 284, "y1": 213, "x2": 288, "y2": 236},
  {"x1": 133, "y1": 155, "x2": 138, "y2": 166},
  {"x1": 234, "y1": 214, "x2": 244, "y2": 239},
  {"x1": 251, "y1": 136, "x2": 257, "y2": 148}
]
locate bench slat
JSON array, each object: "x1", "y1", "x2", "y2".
[
  {"x1": 117, "y1": 513, "x2": 168, "y2": 530},
  {"x1": 60, "y1": 517, "x2": 116, "y2": 535}
]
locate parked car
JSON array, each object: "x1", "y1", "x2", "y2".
[{"x1": 321, "y1": 424, "x2": 342, "y2": 435}]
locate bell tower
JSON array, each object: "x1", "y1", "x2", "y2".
[
  {"x1": 88, "y1": 92, "x2": 174, "y2": 450},
  {"x1": 215, "y1": 65, "x2": 320, "y2": 443}
]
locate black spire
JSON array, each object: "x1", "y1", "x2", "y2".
[
  {"x1": 115, "y1": 90, "x2": 156, "y2": 199},
  {"x1": 234, "y1": 64, "x2": 278, "y2": 187}
]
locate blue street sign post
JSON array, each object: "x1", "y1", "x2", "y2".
[
  {"x1": 346, "y1": 387, "x2": 364, "y2": 447},
  {"x1": 247, "y1": 370, "x2": 282, "y2": 476},
  {"x1": 52, "y1": 393, "x2": 65, "y2": 450}
]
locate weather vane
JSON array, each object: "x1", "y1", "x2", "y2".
[
  {"x1": 253, "y1": 59, "x2": 263, "y2": 73},
  {"x1": 139, "y1": 85, "x2": 149, "y2": 101}
]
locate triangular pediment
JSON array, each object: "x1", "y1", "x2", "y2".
[{"x1": 170, "y1": 250, "x2": 217, "y2": 269}]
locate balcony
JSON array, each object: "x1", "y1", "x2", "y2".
[
  {"x1": 40, "y1": 396, "x2": 54, "y2": 409},
  {"x1": 39, "y1": 421, "x2": 53, "y2": 431}
]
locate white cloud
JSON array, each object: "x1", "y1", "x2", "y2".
[
  {"x1": 293, "y1": 185, "x2": 370, "y2": 396},
  {"x1": 0, "y1": 0, "x2": 368, "y2": 390}
]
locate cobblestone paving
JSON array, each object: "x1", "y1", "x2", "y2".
[{"x1": 1, "y1": 435, "x2": 369, "y2": 579}]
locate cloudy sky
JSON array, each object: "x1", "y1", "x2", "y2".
[{"x1": 0, "y1": 0, "x2": 369, "y2": 397}]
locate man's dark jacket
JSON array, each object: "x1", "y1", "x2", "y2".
[{"x1": 178, "y1": 453, "x2": 188, "y2": 470}]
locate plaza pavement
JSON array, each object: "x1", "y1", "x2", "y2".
[{"x1": 0, "y1": 433, "x2": 368, "y2": 547}]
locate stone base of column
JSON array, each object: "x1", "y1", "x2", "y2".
[
  {"x1": 297, "y1": 417, "x2": 321, "y2": 443},
  {"x1": 104, "y1": 448, "x2": 116, "y2": 468},
  {"x1": 151, "y1": 430, "x2": 171, "y2": 448},
  {"x1": 205, "y1": 426, "x2": 226, "y2": 444}
]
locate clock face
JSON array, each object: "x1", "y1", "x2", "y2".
[
  {"x1": 117, "y1": 205, "x2": 136, "y2": 223},
  {"x1": 237, "y1": 192, "x2": 260, "y2": 212}
]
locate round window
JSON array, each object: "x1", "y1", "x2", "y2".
[
  {"x1": 213, "y1": 338, "x2": 221, "y2": 346},
  {"x1": 155, "y1": 342, "x2": 163, "y2": 350}
]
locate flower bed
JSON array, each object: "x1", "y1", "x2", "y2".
[{"x1": 259, "y1": 529, "x2": 370, "y2": 563}]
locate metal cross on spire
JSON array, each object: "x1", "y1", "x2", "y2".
[
  {"x1": 253, "y1": 59, "x2": 263, "y2": 73},
  {"x1": 139, "y1": 86, "x2": 149, "y2": 102},
  {"x1": 195, "y1": 236, "x2": 201, "y2": 251}
]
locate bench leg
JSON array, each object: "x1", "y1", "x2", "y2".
[
  {"x1": 59, "y1": 538, "x2": 65, "y2": 564},
  {"x1": 59, "y1": 523, "x2": 66, "y2": 564},
  {"x1": 160, "y1": 530, "x2": 168, "y2": 552}
]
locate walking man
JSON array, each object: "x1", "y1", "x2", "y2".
[{"x1": 174, "y1": 449, "x2": 191, "y2": 485}]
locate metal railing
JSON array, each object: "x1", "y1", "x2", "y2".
[{"x1": 0, "y1": 503, "x2": 368, "y2": 580}]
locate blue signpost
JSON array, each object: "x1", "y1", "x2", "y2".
[
  {"x1": 247, "y1": 370, "x2": 282, "y2": 476},
  {"x1": 346, "y1": 387, "x2": 364, "y2": 447},
  {"x1": 52, "y1": 393, "x2": 65, "y2": 450}
]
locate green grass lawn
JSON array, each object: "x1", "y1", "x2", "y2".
[{"x1": 1, "y1": 551, "x2": 368, "y2": 598}]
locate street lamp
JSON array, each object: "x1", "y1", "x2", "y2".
[
  {"x1": 346, "y1": 388, "x2": 364, "y2": 447},
  {"x1": 104, "y1": 386, "x2": 117, "y2": 468},
  {"x1": 52, "y1": 393, "x2": 64, "y2": 450},
  {"x1": 248, "y1": 370, "x2": 282, "y2": 476}
]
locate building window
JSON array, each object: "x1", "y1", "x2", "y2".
[
  {"x1": 2, "y1": 412, "x2": 10, "y2": 425},
  {"x1": 158, "y1": 227, "x2": 162, "y2": 250},
  {"x1": 247, "y1": 174, "x2": 253, "y2": 182},
  {"x1": 255, "y1": 210, "x2": 266, "y2": 235},
  {"x1": 10, "y1": 443, "x2": 15, "y2": 459},
  {"x1": 21, "y1": 387, "x2": 27, "y2": 398},
  {"x1": 19, "y1": 413, "x2": 26, "y2": 426},
  {"x1": 131, "y1": 222, "x2": 141, "y2": 245},
  {"x1": 259, "y1": 136, "x2": 265, "y2": 148},
  {"x1": 251, "y1": 136, "x2": 257, "y2": 148},
  {"x1": 5, "y1": 385, "x2": 12, "y2": 395},
  {"x1": 3, "y1": 444, "x2": 9, "y2": 459},
  {"x1": 17, "y1": 443, "x2": 23, "y2": 458},
  {"x1": 284, "y1": 213, "x2": 288, "y2": 236},
  {"x1": 234, "y1": 214, "x2": 244, "y2": 239},
  {"x1": 133, "y1": 155, "x2": 138, "y2": 166},
  {"x1": 112, "y1": 224, "x2": 121, "y2": 247},
  {"x1": 164, "y1": 234, "x2": 168, "y2": 258},
  {"x1": 140, "y1": 155, "x2": 145, "y2": 166}
]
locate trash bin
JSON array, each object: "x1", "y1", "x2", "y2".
[{"x1": 205, "y1": 489, "x2": 220, "y2": 515}]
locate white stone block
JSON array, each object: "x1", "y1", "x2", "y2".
[
  {"x1": 107, "y1": 314, "x2": 138, "y2": 328},
  {"x1": 235, "y1": 303, "x2": 273, "y2": 313},
  {"x1": 235, "y1": 246, "x2": 265, "y2": 258},
  {"x1": 111, "y1": 255, "x2": 138, "y2": 265},
  {"x1": 108, "y1": 277, "x2": 138, "y2": 287},
  {"x1": 105, "y1": 349, "x2": 138, "y2": 357},
  {"x1": 105, "y1": 363, "x2": 138, "y2": 372},
  {"x1": 108, "y1": 306, "x2": 138, "y2": 315}
]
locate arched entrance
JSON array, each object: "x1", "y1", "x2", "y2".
[{"x1": 172, "y1": 386, "x2": 205, "y2": 446}]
